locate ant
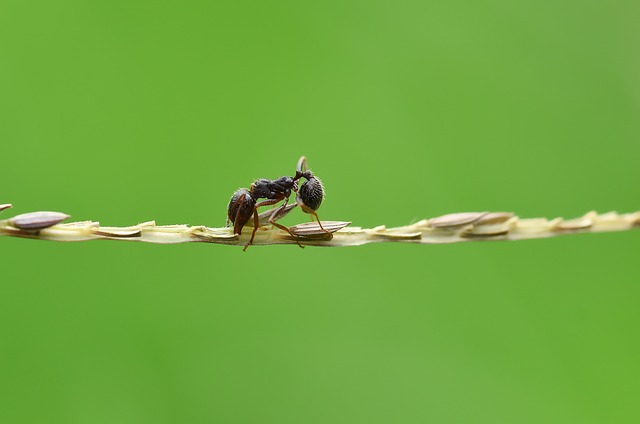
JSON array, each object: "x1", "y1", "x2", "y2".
[{"x1": 226, "y1": 156, "x2": 331, "y2": 251}]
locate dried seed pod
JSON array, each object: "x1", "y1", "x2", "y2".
[
  {"x1": 372, "y1": 231, "x2": 422, "y2": 240},
  {"x1": 555, "y1": 217, "x2": 594, "y2": 231},
  {"x1": 476, "y1": 212, "x2": 515, "y2": 225},
  {"x1": 429, "y1": 212, "x2": 488, "y2": 228},
  {"x1": 92, "y1": 228, "x2": 142, "y2": 238},
  {"x1": 0, "y1": 204, "x2": 13, "y2": 213},
  {"x1": 289, "y1": 221, "x2": 350, "y2": 237},
  {"x1": 462, "y1": 225, "x2": 510, "y2": 237},
  {"x1": 10, "y1": 211, "x2": 70, "y2": 230}
]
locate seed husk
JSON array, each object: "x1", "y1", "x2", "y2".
[
  {"x1": 290, "y1": 221, "x2": 351, "y2": 237},
  {"x1": 429, "y1": 212, "x2": 488, "y2": 228},
  {"x1": 10, "y1": 211, "x2": 70, "y2": 230}
]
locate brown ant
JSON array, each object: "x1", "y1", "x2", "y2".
[{"x1": 226, "y1": 156, "x2": 331, "y2": 251}]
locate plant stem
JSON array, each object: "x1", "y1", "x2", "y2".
[{"x1": 1, "y1": 210, "x2": 638, "y2": 248}]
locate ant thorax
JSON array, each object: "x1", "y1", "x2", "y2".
[{"x1": 251, "y1": 177, "x2": 295, "y2": 200}]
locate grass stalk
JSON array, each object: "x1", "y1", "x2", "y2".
[{"x1": 1, "y1": 204, "x2": 638, "y2": 248}]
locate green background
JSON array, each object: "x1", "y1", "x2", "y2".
[{"x1": 1, "y1": 0, "x2": 639, "y2": 423}]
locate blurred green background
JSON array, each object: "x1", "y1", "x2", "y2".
[{"x1": 1, "y1": 0, "x2": 639, "y2": 423}]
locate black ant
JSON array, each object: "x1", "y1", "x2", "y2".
[{"x1": 226, "y1": 156, "x2": 331, "y2": 251}]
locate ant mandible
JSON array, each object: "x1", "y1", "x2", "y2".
[{"x1": 226, "y1": 156, "x2": 331, "y2": 251}]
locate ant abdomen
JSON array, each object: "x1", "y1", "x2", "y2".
[
  {"x1": 297, "y1": 176, "x2": 324, "y2": 212},
  {"x1": 227, "y1": 188, "x2": 255, "y2": 235}
]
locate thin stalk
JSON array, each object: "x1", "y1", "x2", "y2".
[{"x1": 1, "y1": 205, "x2": 638, "y2": 248}]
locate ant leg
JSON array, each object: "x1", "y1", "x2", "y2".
[
  {"x1": 231, "y1": 195, "x2": 250, "y2": 236},
  {"x1": 308, "y1": 210, "x2": 333, "y2": 239},
  {"x1": 298, "y1": 201, "x2": 332, "y2": 238},
  {"x1": 243, "y1": 207, "x2": 261, "y2": 252},
  {"x1": 268, "y1": 200, "x2": 304, "y2": 249},
  {"x1": 243, "y1": 196, "x2": 284, "y2": 251}
]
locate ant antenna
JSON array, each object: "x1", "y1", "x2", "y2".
[{"x1": 297, "y1": 156, "x2": 309, "y2": 173}]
